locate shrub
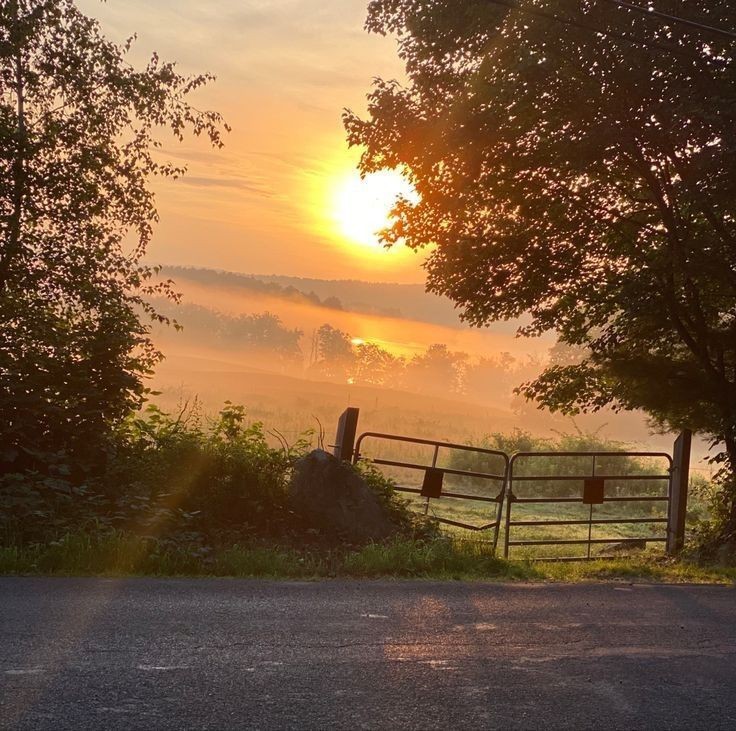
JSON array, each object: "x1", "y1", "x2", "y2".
[
  {"x1": 355, "y1": 460, "x2": 440, "y2": 542},
  {"x1": 1, "y1": 400, "x2": 437, "y2": 551},
  {"x1": 1, "y1": 402, "x2": 312, "y2": 547}
]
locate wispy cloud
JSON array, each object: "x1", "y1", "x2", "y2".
[{"x1": 180, "y1": 175, "x2": 274, "y2": 197}]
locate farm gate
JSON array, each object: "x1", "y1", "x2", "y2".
[
  {"x1": 503, "y1": 449, "x2": 673, "y2": 560},
  {"x1": 333, "y1": 408, "x2": 691, "y2": 560}
]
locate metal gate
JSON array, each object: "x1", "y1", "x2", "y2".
[
  {"x1": 503, "y1": 450, "x2": 674, "y2": 560},
  {"x1": 333, "y1": 409, "x2": 691, "y2": 560},
  {"x1": 353, "y1": 431, "x2": 509, "y2": 552}
]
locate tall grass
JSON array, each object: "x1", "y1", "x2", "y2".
[{"x1": 2, "y1": 531, "x2": 734, "y2": 584}]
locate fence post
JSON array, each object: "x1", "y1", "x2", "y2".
[
  {"x1": 667, "y1": 429, "x2": 692, "y2": 555},
  {"x1": 333, "y1": 407, "x2": 359, "y2": 462}
]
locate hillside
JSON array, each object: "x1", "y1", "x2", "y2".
[{"x1": 162, "y1": 265, "x2": 522, "y2": 333}]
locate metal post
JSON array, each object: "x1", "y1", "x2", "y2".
[
  {"x1": 333, "y1": 407, "x2": 360, "y2": 462},
  {"x1": 425, "y1": 444, "x2": 440, "y2": 515},
  {"x1": 588, "y1": 455, "x2": 596, "y2": 559},
  {"x1": 503, "y1": 461, "x2": 514, "y2": 559},
  {"x1": 667, "y1": 430, "x2": 692, "y2": 555}
]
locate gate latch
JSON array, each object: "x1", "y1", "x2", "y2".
[{"x1": 421, "y1": 468, "x2": 444, "y2": 499}]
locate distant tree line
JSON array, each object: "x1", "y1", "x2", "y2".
[
  {"x1": 164, "y1": 266, "x2": 345, "y2": 312},
  {"x1": 150, "y1": 302, "x2": 542, "y2": 405},
  {"x1": 308, "y1": 325, "x2": 541, "y2": 403},
  {"x1": 151, "y1": 301, "x2": 303, "y2": 364}
]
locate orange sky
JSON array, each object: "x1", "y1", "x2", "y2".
[{"x1": 78, "y1": 0, "x2": 425, "y2": 283}]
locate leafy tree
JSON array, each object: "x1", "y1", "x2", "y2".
[
  {"x1": 0, "y1": 1, "x2": 226, "y2": 476},
  {"x1": 346, "y1": 1, "x2": 736, "y2": 550},
  {"x1": 151, "y1": 302, "x2": 303, "y2": 363},
  {"x1": 405, "y1": 343, "x2": 467, "y2": 394},
  {"x1": 351, "y1": 341, "x2": 405, "y2": 386},
  {"x1": 465, "y1": 352, "x2": 517, "y2": 405},
  {"x1": 220, "y1": 312, "x2": 303, "y2": 360},
  {"x1": 313, "y1": 324, "x2": 355, "y2": 380}
]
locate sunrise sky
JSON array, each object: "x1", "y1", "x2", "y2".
[{"x1": 77, "y1": 0, "x2": 424, "y2": 283}]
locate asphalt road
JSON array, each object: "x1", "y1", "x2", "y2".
[{"x1": 1, "y1": 578, "x2": 735, "y2": 730}]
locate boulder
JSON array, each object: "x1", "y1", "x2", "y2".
[{"x1": 289, "y1": 450, "x2": 395, "y2": 543}]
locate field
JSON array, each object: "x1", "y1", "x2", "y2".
[
  {"x1": 148, "y1": 269, "x2": 702, "y2": 460},
  {"x1": 149, "y1": 352, "x2": 708, "y2": 563},
  {"x1": 2, "y1": 531, "x2": 733, "y2": 584}
]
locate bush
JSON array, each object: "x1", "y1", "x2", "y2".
[
  {"x1": 687, "y1": 472, "x2": 736, "y2": 564},
  {"x1": 105, "y1": 402, "x2": 309, "y2": 545},
  {"x1": 355, "y1": 460, "x2": 440, "y2": 542},
  {"x1": 1, "y1": 401, "x2": 439, "y2": 551},
  {"x1": 1, "y1": 402, "x2": 312, "y2": 548}
]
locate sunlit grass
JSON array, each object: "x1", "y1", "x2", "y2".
[
  {"x1": 403, "y1": 493, "x2": 673, "y2": 561},
  {"x1": 2, "y1": 532, "x2": 734, "y2": 584}
]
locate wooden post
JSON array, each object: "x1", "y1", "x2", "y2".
[
  {"x1": 667, "y1": 429, "x2": 692, "y2": 555},
  {"x1": 333, "y1": 407, "x2": 359, "y2": 462}
]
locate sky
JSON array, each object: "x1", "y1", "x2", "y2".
[{"x1": 77, "y1": 0, "x2": 426, "y2": 283}]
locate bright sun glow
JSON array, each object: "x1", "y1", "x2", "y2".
[{"x1": 332, "y1": 170, "x2": 417, "y2": 252}]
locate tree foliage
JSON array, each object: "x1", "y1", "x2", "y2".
[
  {"x1": 0, "y1": 0, "x2": 226, "y2": 475},
  {"x1": 151, "y1": 301, "x2": 303, "y2": 363},
  {"x1": 312, "y1": 324, "x2": 356, "y2": 380},
  {"x1": 345, "y1": 1, "x2": 736, "y2": 547},
  {"x1": 405, "y1": 343, "x2": 467, "y2": 393}
]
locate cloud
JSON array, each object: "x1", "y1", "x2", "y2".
[{"x1": 178, "y1": 175, "x2": 274, "y2": 197}]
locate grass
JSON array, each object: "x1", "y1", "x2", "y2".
[
  {"x1": 401, "y1": 490, "x2": 674, "y2": 561},
  {"x1": 1, "y1": 531, "x2": 735, "y2": 584}
]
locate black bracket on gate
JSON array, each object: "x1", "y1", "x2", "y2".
[
  {"x1": 583, "y1": 477, "x2": 605, "y2": 505},
  {"x1": 421, "y1": 468, "x2": 444, "y2": 499}
]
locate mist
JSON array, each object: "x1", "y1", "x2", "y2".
[{"x1": 145, "y1": 268, "x2": 692, "y2": 459}]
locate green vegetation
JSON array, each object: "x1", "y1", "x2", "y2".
[
  {"x1": 2, "y1": 532, "x2": 734, "y2": 585},
  {"x1": 346, "y1": 1, "x2": 736, "y2": 554},
  {"x1": 1, "y1": 0, "x2": 226, "y2": 500},
  {"x1": 1, "y1": 402, "x2": 431, "y2": 552},
  {"x1": 1, "y1": 400, "x2": 733, "y2": 582}
]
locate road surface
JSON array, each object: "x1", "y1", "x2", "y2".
[{"x1": 1, "y1": 578, "x2": 735, "y2": 729}]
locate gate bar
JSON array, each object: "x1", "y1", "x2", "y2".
[
  {"x1": 509, "y1": 537, "x2": 667, "y2": 547},
  {"x1": 510, "y1": 517, "x2": 668, "y2": 526},
  {"x1": 511, "y1": 495, "x2": 669, "y2": 503}
]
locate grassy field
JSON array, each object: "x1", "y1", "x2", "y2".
[{"x1": 1, "y1": 531, "x2": 734, "y2": 584}]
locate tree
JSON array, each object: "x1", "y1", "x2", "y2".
[
  {"x1": 351, "y1": 341, "x2": 405, "y2": 386},
  {"x1": 345, "y1": 2, "x2": 736, "y2": 548},
  {"x1": 312, "y1": 324, "x2": 355, "y2": 380},
  {"x1": 0, "y1": 1, "x2": 226, "y2": 475},
  {"x1": 465, "y1": 352, "x2": 517, "y2": 406},
  {"x1": 405, "y1": 343, "x2": 467, "y2": 395}
]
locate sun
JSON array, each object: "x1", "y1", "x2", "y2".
[{"x1": 331, "y1": 169, "x2": 417, "y2": 252}]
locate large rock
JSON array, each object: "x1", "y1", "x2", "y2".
[{"x1": 289, "y1": 450, "x2": 395, "y2": 543}]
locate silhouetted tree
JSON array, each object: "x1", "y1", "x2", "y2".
[
  {"x1": 346, "y1": 1, "x2": 736, "y2": 550},
  {"x1": 313, "y1": 324, "x2": 355, "y2": 380},
  {"x1": 406, "y1": 344, "x2": 467, "y2": 395},
  {"x1": 0, "y1": 0, "x2": 226, "y2": 475},
  {"x1": 351, "y1": 342, "x2": 405, "y2": 387}
]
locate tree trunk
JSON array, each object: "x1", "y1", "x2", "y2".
[{"x1": 0, "y1": 0, "x2": 26, "y2": 293}]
